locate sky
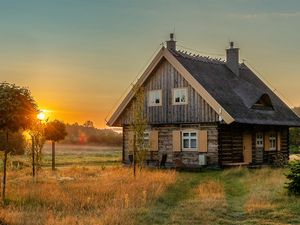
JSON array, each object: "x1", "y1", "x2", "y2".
[{"x1": 0, "y1": 0, "x2": 300, "y2": 128}]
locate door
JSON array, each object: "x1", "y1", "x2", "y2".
[{"x1": 243, "y1": 132, "x2": 252, "y2": 163}]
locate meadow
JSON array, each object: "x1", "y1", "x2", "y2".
[{"x1": 0, "y1": 144, "x2": 299, "y2": 225}]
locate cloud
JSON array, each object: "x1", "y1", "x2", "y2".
[{"x1": 228, "y1": 11, "x2": 300, "y2": 20}]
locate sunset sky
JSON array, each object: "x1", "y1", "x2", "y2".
[{"x1": 1, "y1": 0, "x2": 300, "y2": 128}]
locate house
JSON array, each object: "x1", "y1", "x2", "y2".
[{"x1": 107, "y1": 34, "x2": 300, "y2": 168}]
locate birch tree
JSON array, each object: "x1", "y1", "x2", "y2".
[{"x1": 130, "y1": 85, "x2": 148, "y2": 175}]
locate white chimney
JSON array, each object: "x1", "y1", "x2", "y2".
[
  {"x1": 226, "y1": 42, "x2": 239, "y2": 76},
  {"x1": 166, "y1": 33, "x2": 176, "y2": 51}
]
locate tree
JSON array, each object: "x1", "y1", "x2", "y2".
[
  {"x1": 83, "y1": 120, "x2": 94, "y2": 128},
  {"x1": 44, "y1": 120, "x2": 67, "y2": 170},
  {"x1": 130, "y1": 85, "x2": 148, "y2": 176},
  {"x1": 27, "y1": 119, "x2": 46, "y2": 176},
  {"x1": 285, "y1": 160, "x2": 300, "y2": 195},
  {"x1": 0, "y1": 82, "x2": 37, "y2": 202}
]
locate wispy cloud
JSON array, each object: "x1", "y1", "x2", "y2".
[{"x1": 228, "y1": 11, "x2": 300, "y2": 20}]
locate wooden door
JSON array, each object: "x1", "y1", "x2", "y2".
[{"x1": 243, "y1": 133, "x2": 252, "y2": 163}]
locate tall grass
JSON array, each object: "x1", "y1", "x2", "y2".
[{"x1": 0, "y1": 167, "x2": 176, "y2": 225}]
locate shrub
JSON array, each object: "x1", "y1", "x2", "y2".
[{"x1": 285, "y1": 160, "x2": 300, "y2": 195}]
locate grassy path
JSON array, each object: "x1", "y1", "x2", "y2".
[
  {"x1": 135, "y1": 172, "x2": 205, "y2": 225},
  {"x1": 135, "y1": 168, "x2": 300, "y2": 225}
]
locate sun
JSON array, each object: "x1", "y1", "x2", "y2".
[{"x1": 37, "y1": 110, "x2": 48, "y2": 121}]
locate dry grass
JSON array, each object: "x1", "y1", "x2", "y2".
[
  {"x1": 197, "y1": 179, "x2": 226, "y2": 208},
  {"x1": 0, "y1": 167, "x2": 176, "y2": 225},
  {"x1": 244, "y1": 168, "x2": 283, "y2": 214}
]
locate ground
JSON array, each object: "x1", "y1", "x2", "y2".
[{"x1": 0, "y1": 144, "x2": 299, "y2": 225}]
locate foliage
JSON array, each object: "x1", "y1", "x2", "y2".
[
  {"x1": 45, "y1": 120, "x2": 67, "y2": 142},
  {"x1": 130, "y1": 86, "x2": 148, "y2": 168},
  {"x1": 63, "y1": 123, "x2": 122, "y2": 146},
  {"x1": 26, "y1": 120, "x2": 46, "y2": 171},
  {"x1": 289, "y1": 127, "x2": 300, "y2": 149},
  {"x1": 285, "y1": 160, "x2": 300, "y2": 196},
  {"x1": 0, "y1": 131, "x2": 26, "y2": 155},
  {"x1": 0, "y1": 82, "x2": 37, "y2": 132},
  {"x1": 290, "y1": 145, "x2": 300, "y2": 154}
]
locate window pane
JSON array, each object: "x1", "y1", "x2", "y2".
[
  {"x1": 190, "y1": 139, "x2": 197, "y2": 148},
  {"x1": 173, "y1": 88, "x2": 187, "y2": 104},
  {"x1": 183, "y1": 139, "x2": 189, "y2": 148},
  {"x1": 190, "y1": 132, "x2": 197, "y2": 137},
  {"x1": 149, "y1": 90, "x2": 161, "y2": 106},
  {"x1": 183, "y1": 133, "x2": 189, "y2": 137}
]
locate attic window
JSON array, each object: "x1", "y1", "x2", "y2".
[
  {"x1": 252, "y1": 94, "x2": 274, "y2": 110},
  {"x1": 148, "y1": 90, "x2": 162, "y2": 106}
]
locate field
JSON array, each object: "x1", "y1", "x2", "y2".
[{"x1": 0, "y1": 144, "x2": 299, "y2": 225}]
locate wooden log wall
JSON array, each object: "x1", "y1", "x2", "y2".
[
  {"x1": 219, "y1": 124, "x2": 289, "y2": 166},
  {"x1": 123, "y1": 124, "x2": 219, "y2": 167},
  {"x1": 218, "y1": 125, "x2": 243, "y2": 164}
]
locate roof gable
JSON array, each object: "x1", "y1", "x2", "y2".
[{"x1": 107, "y1": 47, "x2": 234, "y2": 126}]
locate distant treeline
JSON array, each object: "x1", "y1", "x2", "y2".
[
  {"x1": 290, "y1": 107, "x2": 300, "y2": 153},
  {"x1": 62, "y1": 121, "x2": 122, "y2": 146}
]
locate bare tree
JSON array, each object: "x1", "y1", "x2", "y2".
[{"x1": 27, "y1": 119, "x2": 46, "y2": 176}]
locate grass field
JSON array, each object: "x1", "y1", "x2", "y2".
[{"x1": 0, "y1": 144, "x2": 299, "y2": 225}]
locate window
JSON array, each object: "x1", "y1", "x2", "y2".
[
  {"x1": 269, "y1": 133, "x2": 276, "y2": 150},
  {"x1": 148, "y1": 90, "x2": 162, "y2": 106},
  {"x1": 173, "y1": 88, "x2": 188, "y2": 105},
  {"x1": 256, "y1": 132, "x2": 264, "y2": 148},
  {"x1": 252, "y1": 94, "x2": 274, "y2": 110},
  {"x1": 182, "y1": 131, "x2": 197, "y2": 150},
  {"x1": 137, "y1": 131, "x2": 150, "y2": 150}
]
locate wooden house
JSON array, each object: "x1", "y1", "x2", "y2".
[{"x1": 107, "y1": 34, "x2": 300, "y2": 168}]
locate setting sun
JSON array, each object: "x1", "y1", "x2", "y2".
[{"x1": 37, "y1": 110, "x2": 47, "y2": 121}]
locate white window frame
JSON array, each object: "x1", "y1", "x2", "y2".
[
  {"x1": 143, "y1": 131, "x2": 150, "y2": 150},
  {"x1": 256, "y1": 132, "x2": 264, "y2": 148},
  {"x1": 269, "y1": 132, "x2": 276, "y2": 150},
  {"x1": 148, "y1": 90, "x2": 162, "y2": 107},
  {"x1": 181, "y1": 130, "x2": 198, "y2": 151},
  {"x1": 172, "y1": 88, "x2": 188, "y2": 105}
]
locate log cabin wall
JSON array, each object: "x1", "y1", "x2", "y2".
[
  {"x1": 219, "y1": 124, "x2": 289, "y2": 166},
  {"x1": 123, "y1": 123, "x2": 219, "y2": 167},
  {"x1": 116, "y1": 59, "x2": 219, "y2": 126},
  {"x1": 218, "y1": 124, "x2": 243, "y2": 164}
]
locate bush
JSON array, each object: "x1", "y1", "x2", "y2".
[
  {"x1": 290, "y1": 145, "x2": 300, "y2": 154},
  {"x1": 285, "y1": 160, "x2": 300, "y2": 195}
]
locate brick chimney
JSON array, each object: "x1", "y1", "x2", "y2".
[
  {"x1": 226, "y1": 42, "x2": 239, "y2": 76},
  {"x1": 166, "y1": 33, "x2": 176, "y2": 51}
]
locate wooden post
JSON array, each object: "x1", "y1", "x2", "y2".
[
  {"x1": 133, "y1": 134, "x2": 136, "y2": 177},
  {"x1": 2, "y1": 131, "x2": 9, "y2": 202},
  {"x1": 52, "y1": 141, "x2": 55, "y2": 170},
  {"x1": 32, "y1": 136, "x2": 35, "y2": 177}
]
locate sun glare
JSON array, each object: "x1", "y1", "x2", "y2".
[{"x1": 37, "y1": 110, "x2": 47, "y2": 121}]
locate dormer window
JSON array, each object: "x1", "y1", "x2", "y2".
[
  {"x1": 252, "y1": 94, "x2": 273, "y2": 110},
  {"x1": 148, "y1": 90, "x2": 162, "y2": 106}
]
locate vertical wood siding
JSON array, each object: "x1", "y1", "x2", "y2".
[{"x1": 116, "y1": 59, "x2": 219, "y2": 125}]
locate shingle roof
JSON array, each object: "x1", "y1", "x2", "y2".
[{"x1": 171, "y1": 49, "x2": 300, "y2": 126}]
